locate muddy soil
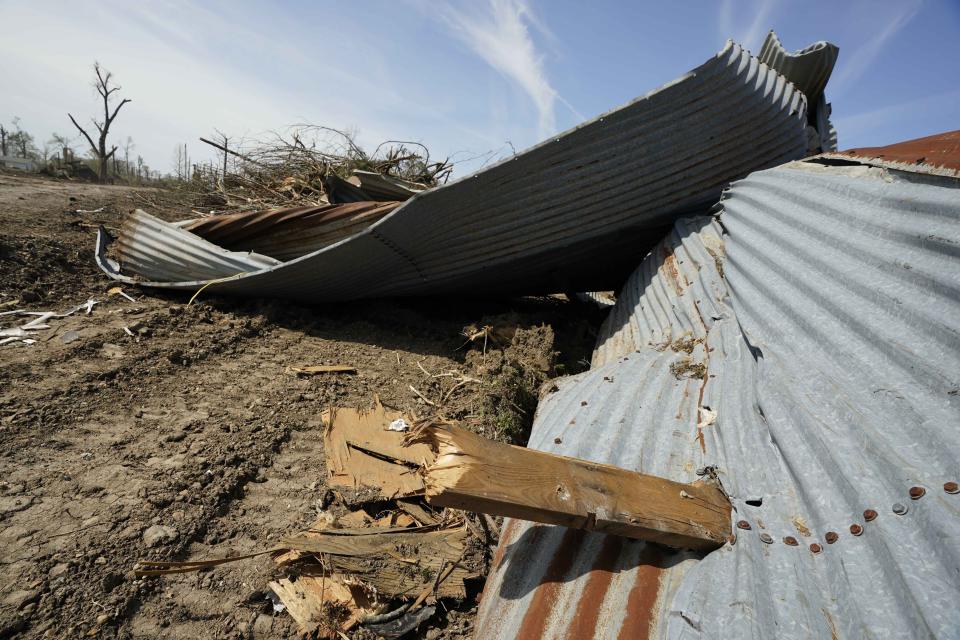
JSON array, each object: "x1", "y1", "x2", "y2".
[{"x1": 0, "y1": 172, "x2": 608, "y2": 639}]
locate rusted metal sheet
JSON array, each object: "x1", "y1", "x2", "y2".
[
  {"x1": 822, "y1": 129, "x2": 960, "y2": 176},
  {"x1": 95, "y1": 41, "x2": 811, "y2": 301},
  {"x1": 182, "y1": 202, "x2": 400, "y2": 261},
  {"x1": 106, "y1": 209, "x2": 279, "y2": 283},
  {"x1": 477, "y1": 217, "x2": 724, "y2": 639},
  {"x1": 477, "y1": 153, "x2": 960, "y2": 638}
]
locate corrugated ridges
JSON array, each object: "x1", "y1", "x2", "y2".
[
  {"x1": 97, "y1": 41, "x2": 809, "y2": 301},
  {"x1": 758, "y1": 30, "x2": 838, "y2": 152},
  {"x1": 821, "y1": 129, "x2": 960, "y2": 176},
  {"x1": 477, "y1": 216, "x2": 727, "y2": 639},
  {"x1": 111, "y1": 209, "x2": 279, "y2": 282},
  {"x1": 677, "y1": 160, "x2": 960, "y2": 638},
  {"x1": 757, "y1": 30, "x2": 838, "y2": 102},
  {"x1": 592, "y1": 217, "x2": 726, "y2": 367},
  {"x1": 182, "y1": 202, "x2": 400, "y2": 261},
  {"x1": 477, "y1": 160, "x2": 960, "y2": 638}
]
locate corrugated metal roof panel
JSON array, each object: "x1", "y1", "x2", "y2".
[
  {"x1": 757, "y1": 30, "x2": 837, "y2": 103},
  {"x1": 821, "y1": 129, "x2": 960, "y2": 176},
  {"x1": 96, "y1": 41, "x2": 810, "y2": 301},
  {"x1": 476, "y1": 159, "x2": 960, "y2": 638},
  {"x1": 107, "y1": 209, "x2": 279, "y2": 283},
  {"x1": 181, "y1": 202, "x2": 400, "y2": 261},
  {"x1": 758, "y1": 30, "x2": 839, "y2": 153}
]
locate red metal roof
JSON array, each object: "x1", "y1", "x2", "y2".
[{"x1": 834, "y1": 130, "x2": 960, "y2": 174}]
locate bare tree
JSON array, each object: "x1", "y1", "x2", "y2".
[
  {"x1": 0, "y1": 125, "x2": 7, "y2": 156},
  {"x1": 68, "y1": 62, "x2": 131, "y2": 182},
  {"x1": 8, "y1": 117, "x2": 37, "y2": 159}
]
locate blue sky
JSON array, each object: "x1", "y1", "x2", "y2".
[{"x1": 2, "y1": 0, "x2": 958, "y2": 176}]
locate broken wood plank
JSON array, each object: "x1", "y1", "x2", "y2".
[
  {"x1": 396, "y1": 499, "x2": 439, "y2": 526},
  {"x1": 408, "y1": 421, "x2": 731, "y2": 551},
  {"x1": 280, "y1": 524, "x2": 475, "y2": 599},
  {"x1": 323, "y1": 399, "x2": 434, "y2": 499},
  {"x1": 268, "y1": 575, "x2": 375, "y2": 636}
]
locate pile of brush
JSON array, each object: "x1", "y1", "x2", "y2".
[{"x1": 192, "y1": 125, "x2": 453, "y2": 212}]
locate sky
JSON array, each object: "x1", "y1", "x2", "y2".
[{"x1": 1, "y1": 0, "x2": 958, "y2": 177}]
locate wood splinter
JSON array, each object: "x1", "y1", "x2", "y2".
[{"x1": 406, "y1": 421, "x2": 731, "y2": 551}]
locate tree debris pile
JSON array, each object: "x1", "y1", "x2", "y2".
[{"x1": 194, "y1": 126, "x2": 451, "y2": 212}]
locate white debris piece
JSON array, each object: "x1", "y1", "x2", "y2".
[{"x1": 387, "y1": 418, "x2": 410, "y2": 432}]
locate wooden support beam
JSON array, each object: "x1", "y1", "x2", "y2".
[{"x1": 408, "y1": 422, "x2": 731, "y2": 551}]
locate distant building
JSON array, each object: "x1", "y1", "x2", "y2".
[{"x1": 0, "y1": 155, "x2": 37, "y2": 171}]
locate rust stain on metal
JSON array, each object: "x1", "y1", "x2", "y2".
[
  {"x1": 809, "y1": 543, "x2": 823, "y2": 555},
  {"x1": 945, "y1": 481, "x2": 960, "y2": 494},
  {"x1": 822, "y1": 608, "x2": 841, "y2": 640},
  {"x1": 835, "y1": 130, "x2": 960, "y2": 173},
  {"x1": 568, "y1": 536, "x2": 624, "y2": 638},
  {"x1": 909, "y1": 486, "x2": 926, "y2": 500},
  {"x1": 184, "y1": 201, "x2": 401, "y2": 261},
  {"x1": 783, "y1": 536, "x2": 799, "y2": 546},
  {"x1": 516, "y1": 528, "x2": 587, "y2": 639},
  {"x1": 661, "y1": 246, "x2": 687, "y2": 296},
  {"x1": 825, "y1": 532, "x2": 839, "y2": 544},
  {"x1": 737, "y1": 520, "x2": 752, "y2": 530},
  {"x1": 616, "y1": 545, "x2": 669, "y2": 640},
  {"x1": 863, "y1": 509, "x2": 878, "y2": 522},
  {"x1": 489, "y1": 519, "x2": 520, "y2": 574},
  {"x1": 850, "y1": 524, "x2": 863, "y2": 536},
  {"x1": 792, "y1": 515, "x2": 811, "y2": 537}
]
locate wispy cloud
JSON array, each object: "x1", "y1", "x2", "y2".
[
  {"x1": 833, "y1": 88, "x2": 960, "y2": 147},
  {"x1": 0, "y1": 1, "x2": 509, "y2": 176},
  {"x1": 718, "y1": 0, "x2": 778, "y2": 51},
  {"x1": 431, "y1": 0, "x2": 561, "y2": 138},
  {"x1": 832, "y1": 0, "x2": 922, "y2": 93}
]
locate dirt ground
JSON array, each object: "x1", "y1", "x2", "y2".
[{"x1": 0, "y1": 172, "x2": 607, "y2": 639}]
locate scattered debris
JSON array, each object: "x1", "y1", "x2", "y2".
[
  {"x1": 0, "y1": 298, "x2": 99, "y2": 346},
  {"x1": 107, "y1": 286, "x2": 137, "y2": 302},
  {"x1": 388, "y1": 418, "x2": 410, "y2": 432},
  {"x1": 267, "y1": 575, "x2": 372, "y2": 636}
]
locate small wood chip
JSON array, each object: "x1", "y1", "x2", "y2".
[{"x1": 288, "y1": 365, "x2": 357, "y2": 375}]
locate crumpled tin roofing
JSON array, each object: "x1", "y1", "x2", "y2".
[
  {"x1": 105, "y1": 209, "x2": 280, "y2": 282},
  {"x1": 181, "y1": 201, "x2": 400, "y2": 261},
  {"x1": 758, "y1": 30, "x2": 839, "y2": 153},
  {"x1": 96, "y1": 41, "x2": 809, "y2": 301},
  {"x1": 758, "y1": 30, "x2": 837, "y2": 104},
  {"x1": 476, "y1": 156, "x2": 960, "y2": 638}
]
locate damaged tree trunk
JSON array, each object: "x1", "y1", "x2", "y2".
[{"x1": 408, "y1": 422, "x2": 731, "y2": 551}]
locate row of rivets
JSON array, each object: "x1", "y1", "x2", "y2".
[{"x1": 730, "y1": 482, "x2": 955, "y2": 551}]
